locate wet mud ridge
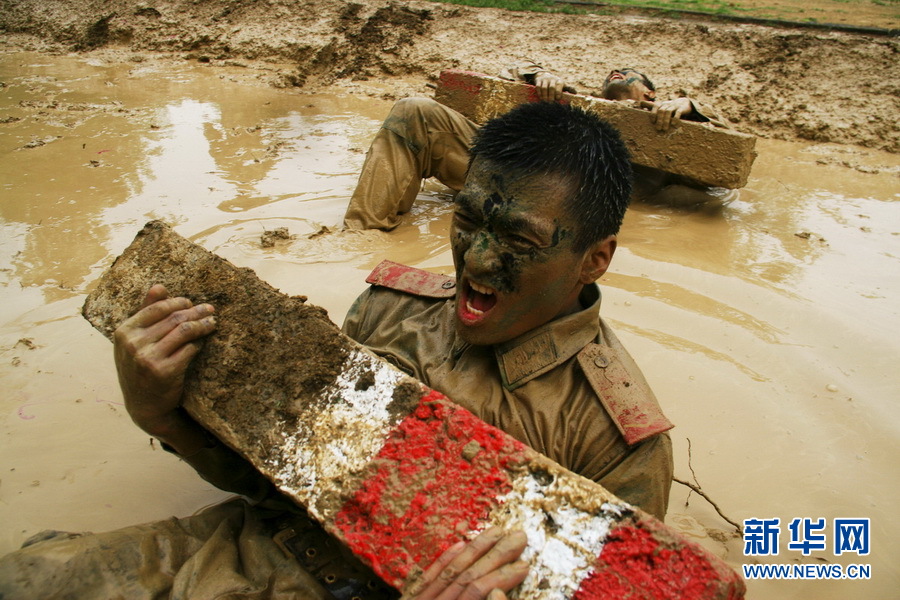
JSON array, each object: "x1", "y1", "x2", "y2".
[{"x1": 82, "y1": 221, "x2": 744, "y2": 597}]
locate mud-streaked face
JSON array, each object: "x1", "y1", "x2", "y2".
[
  {"x1": 601, "y1": 68, "x2": 655, "y2": 102},
  {"x1": 450, "y1": 158, "x2": 593, "y2": 346}
]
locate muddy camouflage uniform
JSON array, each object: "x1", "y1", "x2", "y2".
[
  {"x1": 0, "y1": 263, "x2": 673, "y2": 599},
  {"x1": 343, "y1": 61, "x2": 730, "y2": 229}
]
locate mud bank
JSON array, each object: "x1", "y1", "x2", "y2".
[{"x1": 1, "y1": 0, "x2": 899, "y2": 154}]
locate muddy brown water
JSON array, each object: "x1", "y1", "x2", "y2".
[{"x1": 1, "y1": 51, "x2": 898, "y2": 598}]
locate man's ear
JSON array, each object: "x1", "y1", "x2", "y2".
[
  {"x1": 644, "y1": 89, "x2": 657, "y2": 102},
  {"x1": 579, "y1": 235, "x2": 617, "y2": 284}
]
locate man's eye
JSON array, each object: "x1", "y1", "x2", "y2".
[
  {"x1": 453, "y1": 211, "x2": 478, "y2": 229},
  {"x1": 501, "y1": 234, "x2": 537, "y2": 252}
]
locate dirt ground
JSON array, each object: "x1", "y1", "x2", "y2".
[{"x1": 1, "y1": 0, "x2": 898, "y2": 154}]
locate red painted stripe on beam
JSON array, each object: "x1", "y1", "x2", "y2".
[
  {"x1": 438, "y1": 70, "x2": 484, "y2": 96},
  {"x1": 574, "y1": 525, "x2": 743, "y2": 600},
  {"x1": 333, "y1": 390, "x2": 528, "y2": 588}
]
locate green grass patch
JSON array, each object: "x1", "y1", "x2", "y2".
[
  {"x1": 430, "y1": 0, "x2": 748, "y2": 17},
  {"x1": 428, "y1": 0, "x2": 900, "y2": 20},
  {"x1": 430, "y1": 0, "x2": 573, "y2": 13},
  {"x1": 604, "y1": 0, "x2": 751, "y2": 16}
]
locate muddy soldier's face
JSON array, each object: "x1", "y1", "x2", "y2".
[
  {"x1": 450, "y1": 158, "x2": 593, "y2": 346},
  {"x1": 601, "y1": 69, "x2": 655, "y2": 102}
]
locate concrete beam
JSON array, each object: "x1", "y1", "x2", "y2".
[
  {"x1": 434, "y1": 69, "x2": 757, "y2": 189},
  {"x1": 83, "y1": 221, "x2": 745, "y2": 598}
]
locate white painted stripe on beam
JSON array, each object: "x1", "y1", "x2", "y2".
[
  {"x1": 268, "y1": 348, "x2": 406, "y2": 521},
  {"x1": 489, "y1": 470, "x2": 628, "y2": 599}
]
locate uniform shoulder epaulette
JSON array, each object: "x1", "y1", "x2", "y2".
[
  {"x1": 366, "y1": 260, "x2": 456, "y2": 299},
  {"x1": 577, "y1": 343, "x2": 674, "y2": 445}
]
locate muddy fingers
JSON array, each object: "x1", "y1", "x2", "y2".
[{"x1": 403, "y1": 528, "x2": 529, "y2": 600}]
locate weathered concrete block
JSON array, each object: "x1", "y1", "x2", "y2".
[
  {"x1": 83, "y1": 221, "x2": 745, "y2": 599},
  {"x1": 434, "y1": 69, "x2": 757, "y2": 189}
]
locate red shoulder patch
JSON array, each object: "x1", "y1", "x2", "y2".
[
  {"x1": 366, "y1": 260, "x2": 456, "y2": 299},
  {"x1": 577, "y1": 343, "x2": 674, "y2": 445}
]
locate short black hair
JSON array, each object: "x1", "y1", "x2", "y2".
[{"x1": 469, "y1": 102, "x2": 632, "y2": 251}]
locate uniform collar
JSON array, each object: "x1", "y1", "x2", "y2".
[{"x1": 493, "y1": 284, "x2": 602, "y2": 390}]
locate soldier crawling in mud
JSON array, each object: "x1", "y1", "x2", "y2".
[
  {"x1": 344, "y1": 62, "x2": 733, "y2": 230},
  {"x1": 0, "y1": 103, "x2": 673, "y2": 600}
]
